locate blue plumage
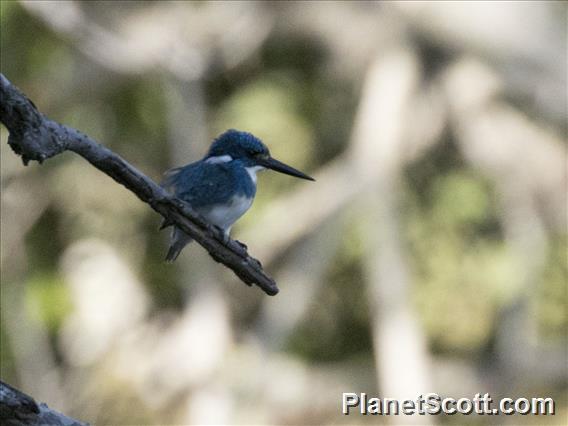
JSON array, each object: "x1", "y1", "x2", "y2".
[
  {"x1": 206, "y1": 129, "x2": 269, "y2": 163},
  {"x1": 163, "y1": 158, "x2": 257, "y2": 206},
  {"x1": 162, "y1": 129, "x2": 314, "y2": 261}
]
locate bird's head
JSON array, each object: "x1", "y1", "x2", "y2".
[{"x1": 206, "y1": 129, "x2": 314, "y2": 181}]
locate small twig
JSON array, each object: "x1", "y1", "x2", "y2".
[{"x1": 0, "y1": 74, "x2": 278, "y2": 295}]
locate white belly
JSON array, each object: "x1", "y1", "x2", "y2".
[{"x1": 200, "y1": 195, "x2": 253, "y2": 234}]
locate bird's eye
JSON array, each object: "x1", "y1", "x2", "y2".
[{"x1": 254, "y1": 152, "x2": 268, "y2": 159}]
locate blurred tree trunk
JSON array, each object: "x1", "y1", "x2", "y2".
[{"x1": 356, "y1": 50, "x2": 433, "y2": 423}]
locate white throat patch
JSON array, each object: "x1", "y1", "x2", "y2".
[
  {"x1": 246, "y1": 166, "x2": 264, "y2": 184},
  {"x1": 205, "y1": 155, "x2": 232, "y2": 164}
]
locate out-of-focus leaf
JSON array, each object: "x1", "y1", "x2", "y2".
[{"x1": 25, "y1": 273, "x2": 71, "y2": 332}]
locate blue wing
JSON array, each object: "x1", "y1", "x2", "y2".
[{"x1": 161, "y1": 160, "x2": 256, "y2": 208}]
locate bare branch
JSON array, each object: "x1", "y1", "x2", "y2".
[
  {"x1": 0, "y1": 74, "x2": 278, "y2": 296},
  {"x1": 0, "y1": 380, "x2": 88, "y2": 426}
]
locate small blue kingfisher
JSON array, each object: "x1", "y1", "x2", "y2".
[{"x1": 161, "y1": 129, "x2": 314, "y2": 261}]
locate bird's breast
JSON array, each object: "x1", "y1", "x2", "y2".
[{"x1": 201, "y1": 195, "x2": 254, "y2": 232}]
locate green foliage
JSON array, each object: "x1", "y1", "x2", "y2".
[
  {"x1": 0, "y1": 322, "x2": 16, "y2": 380},
  {"x1": 25, "y1": 273, "x2": 71, "y2": 332},
  {"x1": 286, "y1": 230, "x2": 372, "y2": 362},
  {"x1": 0, "y1": 2, "x2": 72, "y2": 84},
  {"x1": 537, "y1": 237, "x2": 568, "y2": 341},
  {"x1": 406, "y1": 170, "x2": 514, "y2": 353}
]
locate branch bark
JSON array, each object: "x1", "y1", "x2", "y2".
[
  {"x1": 0, "y1": 74, "x2": 278, "y2": 295},
  {"x1": 0, "y1": 380, "x2": 87, "y2": 426}
]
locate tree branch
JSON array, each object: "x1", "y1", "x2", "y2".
[
  {"x1": 0, "y1": 380, "x2": 88, "y2": 426},
  {"x1": 0, "y1": 74, "x2": 278, "y2": 295}
]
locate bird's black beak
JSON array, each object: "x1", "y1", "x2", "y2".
[{"x1": 261, "y1": 157, "x2": 315, "y2": 181}]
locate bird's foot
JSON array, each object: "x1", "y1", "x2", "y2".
[
  {"x1": 159, "y1": 218, "x2": 174, "y2": 230},
  {"x1": 221, "y1": 232, "x2": 231, "y2": 245},
  {"x1": 235, "y1": 240, "x2": 248, "y2": 251},
  {"x1": 212, "y1": 226, "x2": 231, "y2": 245}
]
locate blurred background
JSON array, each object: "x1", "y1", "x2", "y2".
[{"x1": 1, "y1": 1, "x2": 566, "y2": 425}]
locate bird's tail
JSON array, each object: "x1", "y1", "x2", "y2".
[{"x1": 165, "y1": 227, "x2": 193, "y2": 262}]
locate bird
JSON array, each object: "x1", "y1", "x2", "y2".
[{"x1": 161, "y1": 129, "x2": 314, "y2": 261}]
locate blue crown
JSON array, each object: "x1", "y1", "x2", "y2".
[{"x1": 206, "y1": 129, "x2": 269, "y2": 160}]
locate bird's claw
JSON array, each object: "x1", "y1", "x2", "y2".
[
  {"x1": 235, "y1": 240, "x2": 248, "y2": 251},
  {"x1": 159, "y1": 218, "x2": 174, "y2": 230},
  {"x1": 221, "y1": 232, "x2": 230, "y2": 245}
]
